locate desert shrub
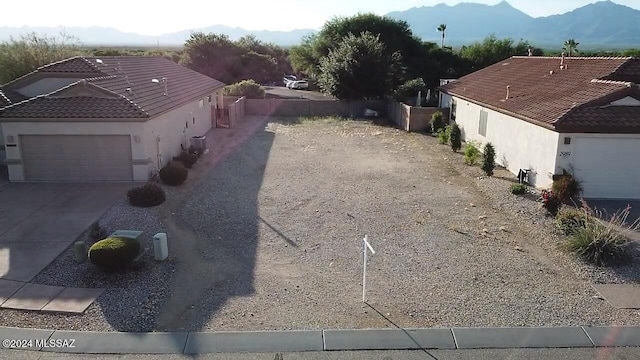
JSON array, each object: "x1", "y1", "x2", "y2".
[
  {"x1": 178, "y1": 151, "x2": 198, "y2": 169},
  {"x1": 540, "y1": 189, "x2": 561, "y2": 216},
  {"x1": 88, "y1": 222, "x2": 107, "y2": 242},
  {"x1": 564, "y1": 203, "x2": 638, "y2": 266},
  {"x1": 510, "y1": 183, "x2": 526, "y2": 195},
  {"x1": 222, "y1": 79, "x2": 265, "y2": 99},
  {"x1": 464, "y1": 142, "x2": 480, "y2": 165},
  {"x1": 481, "y1": 142, "x2": 496, "y2": 176},
  {"x1": 552, "y1": 173, "x2": 582, "y2": 202},
  {"x1": 159, "y1": 162, "x2": 188, "y2": 186},
  {"x1": 437, "y1": 126, "x2": 450, "y2": 145},
  {"x1": 556, "y1": 207, "x2": 587, "y2": 235},
  {"x1": 449, "y1": 123, "x2": 461, "y2": 152},
  {"x1": 89, "y1": 237, "x2": 140, "y2": 270},
  {"x1": 393, "y1": 78, "x2": 426, "y2": 101},
  {"x1": 431, "y1": 111, "x2": 446, "y2": 134},
  {"x1": 127, "y1": 183, "x2": 166, "y2": 207}
]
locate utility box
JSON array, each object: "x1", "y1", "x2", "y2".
[
  {"x1": 191, "y1": 136, "x2": 207, "y2": 152},
  {"x1": 153, "y1": 233, "x2": 168, "y2": 261},
  {"x1": 74, "y1": 241, "x2": 87, "y2": 263}
]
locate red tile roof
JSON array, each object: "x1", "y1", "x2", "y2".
[
  {"x1": 439, "y1": 56, "x2": 640, "y2": 133},
  {"x1": 557, "y1": 105, "x2": 640, "y2": 133},
  {"x1": 0, "y1": 56, "x2": 225, "y2": 120}
]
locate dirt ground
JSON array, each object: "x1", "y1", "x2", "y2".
[{"x1": 157, "y1": 117, "x2": 640, "y2": 332}]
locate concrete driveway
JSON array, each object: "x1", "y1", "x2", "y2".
[{"x1": 0, "y1": 170, "x2": 128, "y2": 282}]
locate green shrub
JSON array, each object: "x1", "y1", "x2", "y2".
[
  {"x1": 556, "y1": 207, "x2": 587, "y2": 235},
  {"x1": 449, "y1": 123, "x2": 462, "y2": 152},
  {"x1": 540, "y1": 190, "x2": 561, "y2": 216},
  {"x1": 159, "y1": 162, "x2": 188, "y2": 186},
  {"x1": 431, "y1": 111, "x2": 446, "y2": 134},
  {"x1": 393, "y1": 78, "x2": 426, "y2": 101},
  {"x1": 552, "y1": 173, "x2": 582, "y2": 202},
  {"x1": 89, "y1": 237, "x2": 140, "y2": 270},
  {"x1": 510, "y1": 183, "x2": 526, "y2": 195},
  {"x1": 127, "y1": 183, "x2": 166, "y2": 207},
  {"x1": 88, "y1": 222, "x2": 107, "y2": 242},
  {"x1": 222, "y1": 79, "x2": 265, "y2": 99},
  {"x1": 437, "y1": 127, "x2": 450, "y2": 144},
  {"x1": 564, "y1": 202, "x2": 639, "y2": 266},
  {"x1": 464, "y1": 142, "x2": 480, "y2": 165},
  {"x1": 481, "y1": 142, "x2": 496, "y2": 176},
  {"x1": 178, "y1": 151, "x2": 198, "y2": 169}
]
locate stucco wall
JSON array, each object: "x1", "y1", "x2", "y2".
[
  {"x1": 143, "y1": 92, "x2": 215, "y2": 172},
  {"x1": 1, "y1": 121, "x2": 147, "y2": 181},
  {"x1": 450, "y1": 96, "x2": 560, "y2": 187},
  {"x1": 16, "y1": 78, "x2": 81, "y2": 98},
  {"x1": 244, "y1": 99, "x2": 384, "y2": 117}
]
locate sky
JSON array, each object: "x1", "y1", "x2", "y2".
[{"x1": 4, "y1": 0, "x2": 640, "y2": 35}]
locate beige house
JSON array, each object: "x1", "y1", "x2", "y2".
[
  {"x1": 0, "y1": 56, "x2": 225, "y2": 182},
  {"x1": 439, "y1": 56, "x2": 640, "y2": 199}
]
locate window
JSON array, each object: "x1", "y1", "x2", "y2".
[
  {"x1": 478, "y1": 110, "x2": 488, "y2": 136},
  {"x1": 450, "y1": 99, "x2": 457, "y2": 121},
  {"x1": 207, "y1": 95, "x2": 212, "y2": 103},
  {"x1": 199, "y1": 99, "x2": 204, "y2": 108}
]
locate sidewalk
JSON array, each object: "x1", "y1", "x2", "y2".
[{"x1": 1, "y1": 325, "x2": 639, "y2": 355}]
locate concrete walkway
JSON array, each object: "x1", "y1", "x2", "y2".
[
  {"x1": 0, "y1": 326, "x2": 639, "y2": 354},
  {"x1": 0, "y1": 181, "x2": 128, "y2": 313}
]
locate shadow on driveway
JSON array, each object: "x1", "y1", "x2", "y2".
[{"x1": 152, "y1": 116, "x2": 275, "y2": 332}]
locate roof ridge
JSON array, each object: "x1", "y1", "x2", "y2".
[
  {"x1": 0, "y1": 80, "x2": 149, "y2": 118},
  {"x1": 590, "y1": 79, "x2": 634, "y2": 86},
  {"x1": 511, "y1": 56, "x2": 633, "y2": 60}
]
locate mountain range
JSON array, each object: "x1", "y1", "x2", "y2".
[{"x1": 1, "y1": 1, "x2": 639, "y2": 48}]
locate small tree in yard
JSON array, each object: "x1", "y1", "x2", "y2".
[
  {"x1": 449, "y1": 123, "x2": 461, "y2": 152},
  {"x1": 431, "y1": 111, "x2": 445, "y2": 133},
  {"x1": 482, "y1": 142, "x2": 496, "y2": 176}
]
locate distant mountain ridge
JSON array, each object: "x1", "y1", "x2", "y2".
[
  {"x1": 388, "y1": 0, "x2": 640, "y2": 48},
  {"x1": 1, "y1": 1, "x2": 639, "y2": 48}
]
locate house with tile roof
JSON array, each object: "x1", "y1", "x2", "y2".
[
  {"x1": 0, "y1": 56, "x2": 225, "y2": 182},
  {"x1": 439, "y1": 56, "x2": 640, "y2": 199}
]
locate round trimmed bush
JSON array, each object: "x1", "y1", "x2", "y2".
[
  {"x1": 159, "y1": 162, "x2": 188, "y2": 186},
  {"x1": 127, "y1": 183, "x2": 166, "y2": 207},
  {"x1": 510, "y1": 183, "x2": 526, "y2": 195},
  {"x1": 178, "y1": 151, "x2": 198, "y2": 169},
  {"x1": 89, "y1": 237, "x2": 140, "y2": 270}
]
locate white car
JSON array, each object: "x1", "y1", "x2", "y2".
[
  {"x1": 287, "y1": 80, "x2": 309, "y2": 90},
  {"x1": 283, "y1": 75, "x2": 297, "y2": 86}
]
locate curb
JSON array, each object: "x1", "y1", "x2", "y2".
[{"x1": 0, "y1": 326, "x2": 639, "y2": 354}]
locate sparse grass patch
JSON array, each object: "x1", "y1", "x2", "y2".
[{"x1": 563, "y1": 202, "x2": 638, "y2": 266}]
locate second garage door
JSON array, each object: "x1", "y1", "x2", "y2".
[
  {"x1": 573, "y1": 137, "x2": 640, "y2": 199},
  {"x1": 21, "y1": 135, "x2": 133, "y2": 181}
]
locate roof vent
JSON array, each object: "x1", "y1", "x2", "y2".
[
  {"x1": 152, "y1": 77, "x2": 168, "y2": 96},
  {"x1": 528, "y1": 47, "x2": 533, "y2": 57},
  {"x1": 506, "y1": 85, "x2": 510, "y2": 100},
  {"x1": 96, "y1": 59, "x2": 104, "y2": 64},
  {"x1": 560, "y1": 52, "x2": 565, "y2": 69}
]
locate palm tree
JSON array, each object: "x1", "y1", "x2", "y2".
[
  {"x1": 563, "y1": 39, "x2": 579, "y2": 57},
  {"x1": 437, "y1": 24, "x2": 447, "y2": 48}
]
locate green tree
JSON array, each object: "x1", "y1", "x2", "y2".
[
  {"x1": 450, "y1": 123, "x2": 462, "y2": 152},
  {"x1": 431, "y1": 111, "x2": 446, "y2": 133},
  {"x1": 318, "y1": 32, "x2": 403, "y2": 100},
  {"x1": 437, "y1": 24, "x2": 447, "y2": 48},
  {"x1": 482, "y1": 143, "x2": 496, "y2": 176},
  {"x1": 0, "y1": 32, "x2": 81, "y2": 84},
  {"x1": 563, "y1": 39, "x2": 579, "y2": 57},
  {"x1": 289, "y1": 34, "x2": 321, "y2": 78},
  {"x1": 393, "y1": 78, "x2": 426, "y2": 101},
  {"x1": 460, "y1": 35, "x2": 543, "y2": 72}
]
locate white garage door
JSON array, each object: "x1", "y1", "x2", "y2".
[
  {"x1": 573, "y1": 137, "x2": 640, "y2": 199},
  {"x1": 21, "y1": 135, "x2": 133, "y2": 181}
]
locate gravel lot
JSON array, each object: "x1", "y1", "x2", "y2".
[{"x1": 3, "y1": 117, "x2": 639, "y2": 331}]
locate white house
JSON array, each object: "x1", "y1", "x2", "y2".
[
  {"x1": 0, "y1": 56, "x2": 225, "y2": 182},
  {"x1": 439, "y1": 56, "x2": 640, "y2": 199}
]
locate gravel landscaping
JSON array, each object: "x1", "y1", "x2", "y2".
[
  {"x1": 3, "y1": 116, "x2": 640, "y2": 331},
  {"x1": 0, "y1": 188, "x2": 176, "y2": 332}
]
